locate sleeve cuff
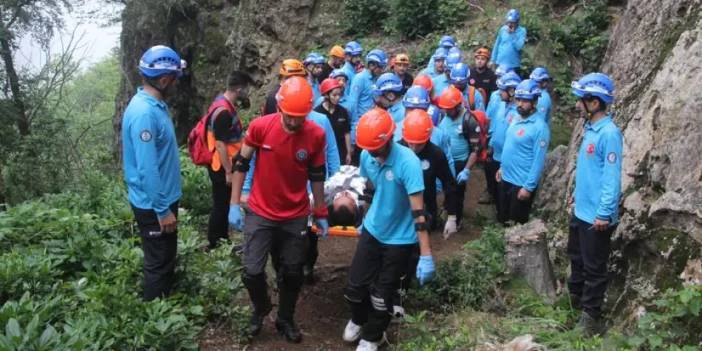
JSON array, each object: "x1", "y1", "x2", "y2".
[
  {"x1": 156, "y1": 208, "x2": 172, "y2": 219},
  {"x1": 595, "y1": 214, "x2": 611, "y2": 221}
]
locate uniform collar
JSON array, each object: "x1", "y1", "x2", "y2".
[
  {"x1": 585, "y1": 114, "x2": 612, "y2": 132},
  {"x1": 388, "y1": 102, "x2": 402, "y2": 113},
  {"x1": 515, "y1": 114, "x2": 537, "y2": 124},
  {"x1": 137, "y1": 87, "x2": 167, "y2": 109},
  {"x1": 371, "y1": 143, "x2": 399, "y2": 167}
]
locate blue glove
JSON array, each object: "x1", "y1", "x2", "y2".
[
  {"x1": 315, "y1": 218, "x2": 329, "y2": 239},
  {"x1": 416, "y1": 255, "x2": 435, "y2": 286},
  {"x1": 456, "y1": 169, "x2": 470, "y2": 184},
  {"x1": 228, "y1": 204, "x2": 243, "y2": 231}
]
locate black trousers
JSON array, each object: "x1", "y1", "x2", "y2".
[
  {"x1": 453, "y1": 159, "x2": 468, "y2": 225},
  {"x1": 567, "y1": 216, "x2": 615, "y2": 318},
  {"x1": 305, "y1": 228, "x2": 318, "y2": 271},
  {"x1": 131, "y1": 202, "x2": 179, "y2": 301},
  {"x1": 345, "y1": 230, "x2": 416, "y2": 342},
  {"x1": 207, "y1": 167, "x2": 232, "y2": 248},
  {"x1": 497, "y1": 180, "x2": 534, "y2": 224},
  {"x1": 483, "y1": 159, "x2": 501, "y2": 205}
]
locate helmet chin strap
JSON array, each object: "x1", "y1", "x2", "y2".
[{"x1": 580, "y1": 98, "x2": 594, "y2": 119}]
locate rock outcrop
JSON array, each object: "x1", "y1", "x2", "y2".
[{"x1": 536, "y1": 0, "x2": 702, "y2": 318}]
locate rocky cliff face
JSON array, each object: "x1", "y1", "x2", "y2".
[
  {"x1": 112, "y1": 0, "x2": 341, "y2": 149},
  {"x1": 536, "y1": 0, "x2": 702, "y2": 317}
]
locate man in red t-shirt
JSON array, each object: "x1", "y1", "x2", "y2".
[{"x1": 228, "y1": 76, "x2": 329, "y2": 344}]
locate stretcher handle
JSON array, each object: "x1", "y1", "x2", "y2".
[{"x1": 311, "y1": 225, "x2": 359, "y2": 237}]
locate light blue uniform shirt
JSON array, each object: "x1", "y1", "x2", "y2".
[
  {"x1": 342, "y1": 61, "x2": 357, "y2": 87},
  {"x1": 360, "y1": 144, "x2": 425, "y2": 245},
  {"x1": 349, "y1": 69, "x2": 377, "y2": 144},
  {"x1": 574, "y1": 115, "x2": 623, "y2": 224},
  {"x1": 121, "y1": 88, "x2": 181, "y2": 218},
  {"x1": 388, "y1": 102, "x2": 406, "y2": 141},
  {"x1": 438, "y1": 112, "x2": 471, "y2": 162},
  {"x1": 486, "y1": 90, "x2": 506, "y2": 125},
  {"x1": 490, "y1": 25, "x2": 527, "y2": 70},
  {"x1": 461, "y1": 86, "x2": 486, "y2": 111},
  {"x1": 432, "y1": 74, "x2": 451, "y2": 98},
  {"x1": 489, "y1": 102, "x2": 517, "y2": 162},
  {"x1": 501, "y1": 113, "x2": 550, "y2": 191},
  {"x1": 536, "y1": 90, "x2": 552, "y2": 124}
]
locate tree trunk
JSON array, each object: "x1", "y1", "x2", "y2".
[
  {"x1": 504, "y1": 219, "x2": 557, "y2": 304},
  {"x1": 0, "y1": 30, "x2": 28, "y2": 136}
]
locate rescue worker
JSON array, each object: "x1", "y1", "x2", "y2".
[
  {"x1": 490, "y1": 9, "x2": 527, "y2": 72},
  {"x1": 400, "y1": 109, "x2": 458, "y2": 236},
  {"x1": 262, "y1": 59, "x2": 306, "y2": 115},
  {"x1": 371, "y1": 72, "x2": 405, "y2": 135},
  {"x1": 496, "y1": 79, "x2": 549, "y2": 224},
  {"x1": 469, "y1": 46, "x2": 498, "y2": 101},
  {"x1": 349, "y1": 49, "x2": 388, "y2": 163},
  {"x1": 480, "y1": 68, "x2": 510, "y2": 205},
  {"x1": 205, "y1": 71, "x2": 253, "y2": 250},
  {"x1": 424, "y1": 35, "x2": 455, "y2": 74},
  {"x1": 449, "y1": 62, "x2": 486, "y2": 111},
  {"x1": 433, "y1": 47, "x2": 462, "y2": 97},
  {"x1": 343, "y1": 108, "x2": 434, "y2": 351},
  {"x1": 322, "y1": 45, "x2": 346, "y2": 79},
  {"x1": 343, "y1": 41, "x2": 364, "y2": 83},
  {"x1": 316, "y1": 78, "x2": 353, "y2": 165},
  {"x1": 228, "y1": 76, "x2": 329, "y2": 343},
  {"x1": 122, "y1": 45, "x2": 185, "y2": 301},
  {"x1": 419, "y1": 47, "x2": 448, "y2": 79},
  {"x1": 530, "y1": 66, "x2": 553, "y2": 124},
  {"x1": 328, "y1": 69, "x2": 355, "y2": 112},
  {"x1": 487, "y1": 71, "x2": 521, "y2": 210},
  {"x1": 304, "y1": 52, "x2": 326, "y2": 101},
  {"x1": 437, "y1": 86, "x2": 479, "y2": 230},
  {"x1": 569, "y1": 73, "x2": 622, "y2": 337},
  {"x1": 391, "y1": 53, "x2": 414, "y2": 93},
  {"x1": 402, "y1": 86, "x2": 452, "y2": 166},
  {"x1": 412, "y1": 74, "x2": 441, "y2": 125}
]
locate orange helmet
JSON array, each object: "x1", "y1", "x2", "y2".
[
  {"x1": 276, "y1": 76, "x2": 314, "y2": 117},
  {"x1": 279, "y1": 59, "x2": 306, "y2": 77},
  {"x1": 394, "y1": 53, "x2": 410, "y2": 65},
  {"x1": 356, "y1": 108, "x2": 396, "y2": 151},
  {"x1": 474, "y1": 47, "x2": 490, "y2": 59},
  {"x1": 402, "y1": 109, "x2": 433, "y2": 144},
  {"x1": 413, "y1": 74, "x2": 433, "y2": 93},
  {"x1": 329, "y1": 45, "x2": 345, "y2": 59},
  {"x1": 438, "y1": 85, "x2": 464, "y2": 109}
]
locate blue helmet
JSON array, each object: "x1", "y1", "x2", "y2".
[
  {"x1": 530, "y1": 67, "x2": 551, "y2": 82},
  {"x1": 304, "y1": 52, "x2": 325, "y2": 65},
  {"x1": 345, "y1": 41, "x2": 363, "y2": 56},
  {"x1": 366, "y1": 49, "x2": 388, "y2": 68},
  {"x1": 372, "y1": 72, "x2": 403, "y2": 95},
  {"x1": 438, "y1": 35, "x2": 456, "y2": 49},
  {"x1": 330, "y1": 69, "x2": 348, "y2": 80},
  {"x1": 506, "y1": 9, "x2": 520, "y2": 23},
  {"x1": 498, "y1": 71, "x2": 522, "y2": 90},
  {"x1": 495, "y1": 64, "x2": 513, "y2": 77},
  {"x1": 449, "y1": 63, "x2": 470, "y2": 84},
  {"x1": 446, "y1": 47, "x2": 462, "y2": 70},
  {"x1": 571, "y1": 72, "x2": 615, "y2": 105},
  {"x1": 514, "y1": 79, "x2": 541, "y2": 100},
  {"x1": 138, "y1": 45, "x2": 186, "y2": 78},
  {"x1": 403, "y1": 86, "x2": 431, "y2": 109},
  {"x1": 432, "y1": 47, "x2": 449, "y2": 61}
]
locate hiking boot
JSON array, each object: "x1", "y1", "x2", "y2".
[
  {"x1": 343, "y1": 319, "x2": 362, "y2": 343},
  {"x1": 248, "y1": 301, "x2": 272, "y2": 336},
  {"x1": 275, "y1": 318, "x2": 302, "y2": 343},
  {"x1": 356, "y1": 339, "x2": 379, "y2": 351},
  {"x1": 577, "y1": 311, "x2": 606, "y2": 337}
]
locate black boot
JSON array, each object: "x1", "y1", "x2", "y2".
[
  {"x1": 275, "y1": 318, "x2": 302, "y2": 343},
  {"x1": 578, "y1": 311, "x2": 606, "y2": 337},
  {"x1": 242, "y1": 273, "x2": 272, "y2": 336}
]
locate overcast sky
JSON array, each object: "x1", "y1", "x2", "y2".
[{"x1": 15, "y1": 2, "x2": 122, "y2": 72}]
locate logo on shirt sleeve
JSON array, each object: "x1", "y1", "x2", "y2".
[
  {"x1": 140, "y1": 130, "x2": 152, "y2": 142},
  {"x1": 385, "y1": 170, "x2": 395, "y2": 181},
  {"x1": 516, "y1": 128, "x2": 525, "y2": 137},
  {"x1": 607, "y1": 152, "x2": 618, "y2": 164},
  {"x1": 296, "y1": 149, "x2": 308, "y2": 161},
  {"x1": 539, "y1": 139, "x2": 547, "y2": 148}
]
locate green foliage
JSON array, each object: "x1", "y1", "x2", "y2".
[
  {"x1": 434, "y1": 0, "x2": 469, "y2": 35},
  {"x1": 179, "y1": 150, "x2": 212, "y2": 216},
  {"x1": 0, "y1": 174, "x2": 248, "y2": 350},
  {"x1": 342, "y1": 0, "x2": 389, "y2": 36},
  {"x1": 410, "y1": 225, "x2": 506, "y2": 311},
  {"x1": 550, "y1": 0, "x2": 610, "y2": 71},
  {"x1": 388, "y1": 0, "x2": 438, "y2": 39},
  {"x1": 626, "y1": 285, "x2": 702, "y2": 350}
]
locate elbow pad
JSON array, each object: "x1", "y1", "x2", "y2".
[
  {"x1": 232, "y1": 153, "x2": 251, "y2": 173},
  {"x1": 308, "y1": 165, "x2": 326, "y2": 182}
]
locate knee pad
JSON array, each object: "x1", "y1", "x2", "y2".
[{"x1": 344, "y1": 285, "x2": 367, "y2": 304}]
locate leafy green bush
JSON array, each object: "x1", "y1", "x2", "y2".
[
  {"x1": 342, "y1": 0, "x2": 389, "y2": 35},
  {"x1": 179, "y1": 149, "x2": 212, "y2": 216},
  {"x1": 435, "y1": 0, "x2": 469, "y2": 33},
  {"x1": 550, "y1": 0, "x2": 610, "y2": 71},
  {"x1": 389, "y1": 0, "x2": 438, "y2": 39}
]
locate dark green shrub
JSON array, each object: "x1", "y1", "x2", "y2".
[
  {"x1": 342, "y1": 0, "x2": 390, "y2": 35},
  {"x1": 389, "y1": 0, "x2": 438, "y2": 39}
]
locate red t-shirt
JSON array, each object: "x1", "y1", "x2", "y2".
[{"x1": 246, "y1": 113, "x2": 326, "y2": 221}]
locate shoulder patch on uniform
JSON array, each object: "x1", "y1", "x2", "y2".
[
  {"x1": 607, "y1": 152, "x2": 618, "y2": 164},
  {"x1": 296, "y1": 149, "x2": 309, "y2": 161},
  {"x1": 140, "y1": 130, "x2": 152, "y2": 142},
  {"x1": 539, "y1": 139, "x2": 547, "y2": 148},
  {"x1": 421, "y1": 159, "x2": 430, "y2": 170}
]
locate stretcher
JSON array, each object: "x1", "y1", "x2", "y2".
[{"x1": 311, "y1": 225, "x2": 359, "y2": 238}]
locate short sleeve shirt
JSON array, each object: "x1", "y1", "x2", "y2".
[{"x1": 245, "y1": 113, "x2": 326, "y2": 221}]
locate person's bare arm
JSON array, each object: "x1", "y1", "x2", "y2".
[
  {"x1": 311, "y1": 181, "x2": 325, "y2": 212},
  {"x1": 344, "y1": 133, "x2": 352, "y2": 164}
]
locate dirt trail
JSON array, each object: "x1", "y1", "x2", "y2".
[{"x1": 201, "y1": 174, "x2": 489, "y2": 351}]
